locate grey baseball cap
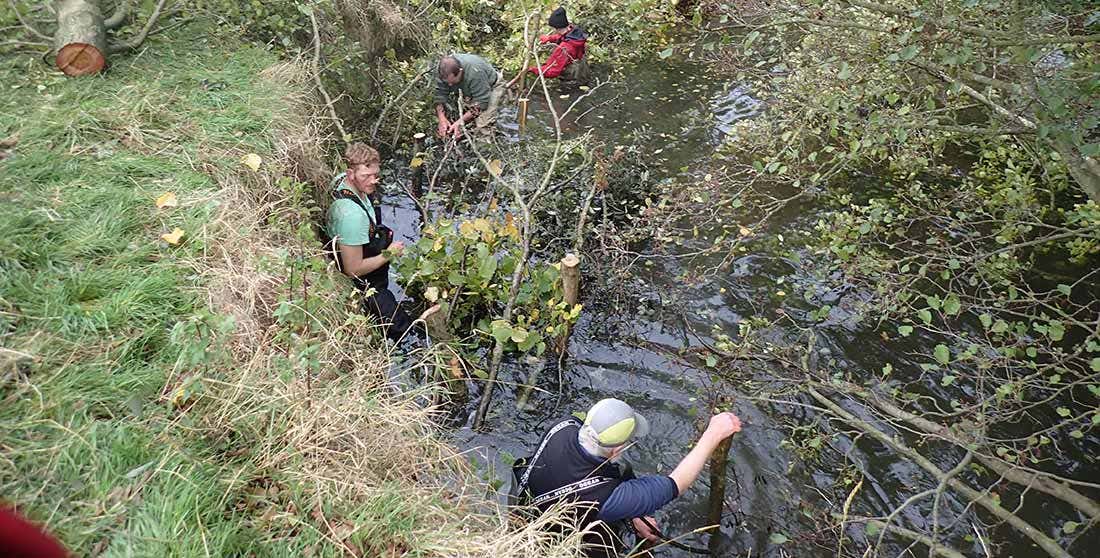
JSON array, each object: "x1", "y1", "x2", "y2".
[{"x1": 584, "y1": 398, "x2": 650, "y2": 447}]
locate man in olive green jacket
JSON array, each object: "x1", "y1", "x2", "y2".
[{"x1": 434, "y1": 53, "x2": 504, "y2": 139}]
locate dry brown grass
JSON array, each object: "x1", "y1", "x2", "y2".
[{"x1": 180, "y1": 59, "x2": 589, "y2": 557}]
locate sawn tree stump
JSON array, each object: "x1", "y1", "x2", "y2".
[{"x1": 54, "y1": 0, "x2": 108, "y2": 76}]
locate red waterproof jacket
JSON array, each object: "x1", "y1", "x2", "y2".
[{"x1": 528, "y1": 25, "x2": 588, "y2": 78}]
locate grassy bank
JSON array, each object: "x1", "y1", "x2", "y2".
[{"x1": 0, "y1": 23, "x2": 579, "y2": 558}]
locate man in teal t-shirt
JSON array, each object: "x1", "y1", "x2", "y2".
[{"x1": 326, "y1": 143, "x2": 435, "y2": 341}]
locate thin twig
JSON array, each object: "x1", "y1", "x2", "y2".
[
  {"x1": 108, "y1": 0, "x2": 169, "y2": 53},
  {"x1": 308, "y1": 8, "x2": 349, "y2": 142},
  {"x1": 8, "y1": 0, "x2": 51, "y2": 41},
  {"x1": 370, "y1": 69, "x2": 429, "y2": 144}
]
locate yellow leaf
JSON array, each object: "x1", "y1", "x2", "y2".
[
  {"x1": 458, "y1": 221, "x2": 478, "y2": 239},
  {"x1": 155, "y1": 192, "x2": 178, "y2": 208},
  {"x1": 170, "y1": 387, "x2": 188, "y2": 408},
  {"x1": 738, "y1": 225, "x2": 752, "y2": 237},
  {"x1": 161, "y1": 228, "x2": 185, "y2": 245},
  {"x1": 424, "y1": 286, "x2": 439, "y2": 302},
  {"x1": 410, "y1": 157, "x2": 424, "y2": 169},
  {"x1": 241, "y1": 153, "x2": 262, "y2": 172},
  {"x1": 488, "y1": 159, "x2": 503, "y2": 177},
  {"x1": 488, "y1": 197, "x2": 499, "y2": 211},
  {"x1": 472, "y1": 218, "x2": 491, "y2": 233}
]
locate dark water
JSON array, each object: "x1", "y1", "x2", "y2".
[{"x1": 374, "y1": 54, "x2": 1095, "y2": 557}]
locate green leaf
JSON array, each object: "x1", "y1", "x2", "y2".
[
  {"x1": 865, "y1": 522, "x2": 880, "y2": 536},
  {"x1": 898, "y1": 325, "x2": 914, "y2": 337},
  {"x1": 1057, "y1": 284, "x2": 1072, "y2": 296},
  {"x1": 769, "y1": 532, "x2": 789, "y2": 545},
  {"x1": 510, "y1": 327, "x2": 529, "y2": 344},
  {"x1": 942, "y1": 294, "x2": 961, "y2": 316},
  {"x1": 837, "y1": 62, "x2": 852, "y2": 80},
  {"x1": 941, "y1": 374, "x2": 956, "y2": 386},
  {"x1": 925, "y1": 296, "x2": 940, "y2": 310},
  {"x1": 991, "y1": 320, "x2": 1009, "y2": 334},
  {"x1": 934, "y1": 344, "x2": 951, "y2": 364},
  {"x1": 1069, "y1": 429, "x2": 1084, "y2": 439},
  {"x1": 705, "y1": 355, "x2": 718, "y2": 368},
  {"x1": 518, "y1": 330, "x2": 541, "y2": 352},
  {"x1": 658, "y1": 47, "x2": 673, "y2": 59},
  {"x1": 979, "y1": 314, "x2": 993, "y2": 329},
  {"x1": 490, "y1": 320, "x2": 513, "y2": 344},
  {"x1": 744, "y1": 30, "x2": 760, "y2": 48},
  {"x1": 1056, "y1": 407, "x2": 1071, "y2": 417},
  {"x1": 917, "y1": 309, "x2": 932, "y2": 324},
  {"x1": 478, "y1": 254, "x2": 498, "y2": 280},
  {"x1": 898, "y1": 45, "x2": 920, "y2": 61},
  {"x1": 1048, "y1": 321, "x2": 1065, "y2": 342},
  {"x1": 1092, "y1": 358, "x2": 1100, "y2": 372},
  {"x1": 1063, "y1": 521, "x2": 1080, "y2": 534}
]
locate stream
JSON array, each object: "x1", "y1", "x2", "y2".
[{"x1": 371, "y1": 52, "x2": 1096, "y2": 557}]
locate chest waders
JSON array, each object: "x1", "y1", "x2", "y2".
[{"x1": 329, "y1": 179, "x2": 415, "y2": 341}]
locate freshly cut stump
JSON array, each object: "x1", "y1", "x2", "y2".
[{"x1": 54, "y1": 0, "x2": 107, "y2": 76}]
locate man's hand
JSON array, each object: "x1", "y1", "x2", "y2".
[
  {"x1": 436, "y1": 116, "x2": 450, "y2": 138},
  {"x1": 631, "y1": 517, "x2": 660, "y2": 543},
  {"x1": 387, "y1": 240, "x2": 406, "y2": 258},
  {"x1": 447, "y1": 120, "x2": 465, "y2": 139},
  {"x1": 418, "y1": 303, "x2": 442, "y2": 322},
  {"x1": 703, "y1": 412, "x2": 742, "y2": 442}
]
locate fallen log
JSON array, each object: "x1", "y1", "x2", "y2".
[
  {"x1": 54, "y1": 0, "x2": 107, "y2": 76},
  {"x1": 34, "y1": 0, "x2": 168, "y2": 77}
]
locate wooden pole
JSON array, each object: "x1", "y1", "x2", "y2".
[
  {"x1": 706, "y1": 397, "x2": 734, "y2": 556},
  {"x1": 516, "y1": 253, "x2": 580, "y2": 409},
  {"x1": 518, "y1": 98, "x2": 529, "y2": 134},
  {"x1": 556, "y1": 253, "x2": 581, "y2": 353}
]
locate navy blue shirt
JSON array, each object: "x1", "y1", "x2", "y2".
[{"x1": 569, "y1": 441, "x2": 679, "y2": 523}]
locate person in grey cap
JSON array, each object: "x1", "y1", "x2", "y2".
[{"x1": 511, "y1": 398, "x2": 742, "y2": 556}]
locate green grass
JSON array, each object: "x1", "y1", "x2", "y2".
[
  {"x1": 0, "y1": 25, "x2": 305, "y2": 557},
  {"x1": 0, "y1": 17, "x2": 590, "y2": 557}
]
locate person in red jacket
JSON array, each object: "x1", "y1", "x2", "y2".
[{"x1": 510, "y1": 7, "x2": 591, "y2": 86}]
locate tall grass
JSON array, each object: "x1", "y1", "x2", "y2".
[{"x1": 1, "y1": 21, "x2": 584, "y2": 558}]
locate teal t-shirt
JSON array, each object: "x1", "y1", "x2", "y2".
[{"x1": 326, "y1": 173, "x2": 376, "y2": 246}]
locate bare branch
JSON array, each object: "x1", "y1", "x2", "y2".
[
  {"x1": 834, "y1": 514, "x2": 969, "y2": 558},
  {"x1": 107, "y1": 0, "x2": 168, "y2": 54},
  {"x1": 307, "y1": 7, "x2": 348, "y2": 142},
  {"x1": 808, "y1": 386, "x2": 1072, "y2": 558},
  {"x1": 370, "y1": 69, "x2": 430, "y2": 144},
  {"x1": 8, "y1": 0, "x2": 52, "y2": 41},
  {"x1": 104, "y1": 0, "x2": 133, "y2": 30}
]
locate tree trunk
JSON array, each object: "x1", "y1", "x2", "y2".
[{"x1": 54, "y1": 0, "x2": 107, "y2": 76}]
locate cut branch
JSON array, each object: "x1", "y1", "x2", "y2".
[{"x1": 106, "y1": 0, "x2": 167, "y2": 54}]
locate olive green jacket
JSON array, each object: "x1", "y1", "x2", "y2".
[{"x1": 434, "y1": 53, "x2": 498, "y2": 111}]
